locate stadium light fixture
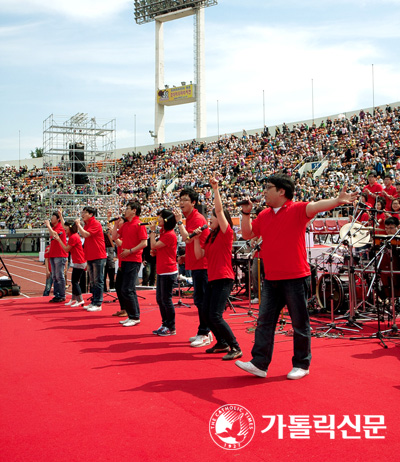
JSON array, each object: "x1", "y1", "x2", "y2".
[{"x1": 134, "y1": 0, "x2": 218, "y2": 25}]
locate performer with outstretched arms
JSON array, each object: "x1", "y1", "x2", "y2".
[
  {"x1": 236, "y1": 174, "x2": 358, "y2": 380},
  {"x1": 193, "y1": 176, "x2": 242, "y2": 360}
]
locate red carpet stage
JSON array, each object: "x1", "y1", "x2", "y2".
[{"x1": 1, "y1": 292, "x2": 399, "y2": 461}]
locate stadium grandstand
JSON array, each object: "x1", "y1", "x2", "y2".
[{"x1": 1, "y1": 101, "x2": 399, "y2": 250}]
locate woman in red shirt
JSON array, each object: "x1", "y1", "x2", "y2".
[
  {"x1": 375, "y1": 197, "x2": 386, "y2": 231},
  {"x1": 149, "y1": 209, "x2": 178, "y2": 336},
  {"x1": 193, "y1": 177, "x2": 242, "y2": 361},
  {"x1": 53, "y1": 221, "x2": 87, "y2": 307},
  {"x1": 390, "y1": 198, "x2": 400, "y2": 220}
]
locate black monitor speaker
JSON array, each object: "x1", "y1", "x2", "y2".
[{"x1": 69, "y1": 143, "x2": 88, "y2": 184}]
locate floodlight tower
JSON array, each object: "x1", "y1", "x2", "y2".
[{"x1": 134, "y1": 0, "x2": 218, "y2": 144}]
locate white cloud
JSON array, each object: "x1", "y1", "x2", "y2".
[
  {"x1": 0, "y1": 0, "x2": 131, "y2": 21},
  {"x1": 200, "y1": 21, "x2": 400, "y2": 135}
]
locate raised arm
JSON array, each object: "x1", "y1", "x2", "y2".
[
  {"x1": 53, "y1": 233, "x2": 72, "y2": 253},
  {"x1": 192, "y1": 228, "x2": 205, "y2": 260},
  {"x1": 149, "y1": 221, "x2": 166, "y2": 250},
  {"x1": 306, "y1": 186, "x2": 358, "y2": 218},
  {"x1": 240, "y1": 199, "x2": 256, "y2": 240},
  {"x1": 75, "y1": 219, "x2": 91, "y2": 238},
  {"x1": 210, "y1": 176, "x2": 228, "y2": 234},
  {"x1": 58, "y1": 208, "x2": 65, "y2": 227}
]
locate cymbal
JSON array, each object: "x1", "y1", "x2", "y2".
[{"x1": 339, "y1": 222, "x2": 370, "y2": 247}]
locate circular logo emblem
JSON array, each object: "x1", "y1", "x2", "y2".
[{"x1": 209, "y1": 404, "x2": 255, "y2": 450}]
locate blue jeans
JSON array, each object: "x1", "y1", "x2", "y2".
[
  {"x1": 204, "y1": 279, "x2": 239, "y2": 349},
  {"x1": 156, "y1": 273, "x2": 177, "y2": 330},
  {"x1": 43, "y1": 274, "x2": 53, "y2": 296},
  {"x1": 116, "y1": 261, "x2": 141, "y2": 320},
  {"x1": 87, "y1": 259, "x2": 106, "y2": 306},
  {"x1": 191, "y1": 269, "x2": 209, "y2": 336},
  {"x1": 251, "y1": 276, "x2": 311, "y2": 372},
  {"x1": 50, "y1": 257, "x2": 67, "y2": 299}
]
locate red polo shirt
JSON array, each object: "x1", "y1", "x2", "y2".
[
  {"x1": 184, "y1": 208, "x2": 209, "y2": 271},
  {"x1": 363, "y1": 183, "x2": 383, "y2": 206},
  {"x1": 204, "y1": 225, "x2": 235, "y2": 282},
  {"x1": 118, "y1": 216, "x2": 148, "y2": 262},
  {"x1": 83, "y1": 216, "x2": 107, "y2": 261},
  {"x1": 68, "y1": 233, "x2": 86, "y2": 264},
  {"x1": 381, "y1": 185, "x2": 396, "y2": 210},
  {"x1": 48, "y1": 222, "x2": 68, "y2": 258},
  {"x1": 156, "y1": 229, "x2": 178, "y2": 274},
  {"x1": 252, "y1": 201, "x2": 311, "y2": 280}
]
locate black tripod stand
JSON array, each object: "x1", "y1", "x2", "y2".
[
  {"x1": 173, "y1": 275, "x2": 191, "y2": 308},
  {"x1": 350, "y1": 224, "x2": 400, "y2": 348}
]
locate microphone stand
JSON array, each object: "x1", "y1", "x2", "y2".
[
  {"x1": 229, "y1": 241, "x2": 257, "y2": 319},
  {"x1": 174, "y1": 242, "x2": 191, "y2": 308},
  {"x1": 316, "y1": 206, "x2": 364, "y2": 336},
  {"x1": 350, "y1": 227, "x2": 400, "y2": 347},
  {"x1": 306, "y1": 226, "x2": 319, "y2": 313},
  {"x1": 350, "y1": 201, "x2": 400, "y2": 348}
]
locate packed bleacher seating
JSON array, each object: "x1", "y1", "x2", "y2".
[{"x1": 1, "y1": 104, "x2": 400, "y2": 231}]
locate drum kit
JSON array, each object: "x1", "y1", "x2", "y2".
[{"x1": 309, "y1": 211, "x2": 399, "y2": 345}]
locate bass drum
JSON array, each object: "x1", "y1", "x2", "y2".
[{"x1": 316, "y1": 274, "x2": 348, "y2": 313}]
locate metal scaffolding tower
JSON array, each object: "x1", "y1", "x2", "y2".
[{"x1": 43, "y1": 113, "x2": 119, "y2": 222}]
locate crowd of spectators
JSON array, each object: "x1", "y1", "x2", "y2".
[{"x1": 1, "y1": 104, "x2": 400, "y2": 232}]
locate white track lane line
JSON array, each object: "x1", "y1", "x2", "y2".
[
  {"x1": 2, "y1": 258, "x2": 44, "y2": 268},
  {"x1": 3, "y1": 266, "x2": 45, "y2": 276}
]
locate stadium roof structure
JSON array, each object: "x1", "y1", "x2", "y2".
[{"x1": 134, "y1": 0, "x2": 218, "y2": 25}]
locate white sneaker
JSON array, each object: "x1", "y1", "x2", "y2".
[
  {"x1": 287, "y1": 367, "x2": 309, "y2": 380},
  {"x1": 189, "y1": 332, "x2": 213, "y2": 343},
  {"x1": 85, "y1": 304, "x2": 95, "y2": 310},
  {"x1": 235, "y1": 360, "x2": 267, "y2": 378},
  {"x1": 123, "y1": 319, "x2": 140, "y2": 327},
  {"x1": 71, "y1": 300, "x2": 84, "y2": 308},
  {"x1": 119, "y1": 318, "x2": 130, "y2": 324},
  {"x1": 65, "y1": 300, "x2": 74, "y2": 306},
  {"x1": 87, "y1": 305, "x2": 102, "y2": 312},
  {"x1": 251, "y1": 298, "x2": 259, "y2": 304},
  {"x1": 190, "y1": 335, "x2": 211, "y2": 348}
]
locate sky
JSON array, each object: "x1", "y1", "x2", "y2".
[{"x1": 1, "y1": 0, "x2": 400, "y2": 161}]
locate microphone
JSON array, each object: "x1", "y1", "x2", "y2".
[
  {"x1": 187, "y1": 224, "x2": 208, "y2": 240},
  {"x1": 139, "y1": 222, "x2": 150, "y2": 226},
  {"x1": 109, "y1": 217, "x2": 126, "y2": 223},
  {"x1": 237, "y1": 198, "x2": 258, "y2": 206},
  {"x1": 51, "y1": 231, "x2": 63, "y2": 240}
]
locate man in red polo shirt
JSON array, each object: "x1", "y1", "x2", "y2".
[
  {"x1": 111, "y1": 201, "x2": 147, "y2": 327},
  {"x1": 44, "y1": 211, "x2": 68, "y2": 302},
  {"x1": 175, "y1": 188, "x2": 212, "y2": 348},
  {"x1": 236, "y1": 174, "x2": 357, "y2": 380},
  {"x1": 363, "y1": 170, "x2": 383, "y2": 207},
  {"x1": 380, "y1": 175, "x2": 397, "y2": 211},
  {"x1": 75, "y1": 206, "x2": 107, "y2": 311}
]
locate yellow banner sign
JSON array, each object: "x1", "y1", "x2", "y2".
[{"x1": 157, "y1": 84, "x2": 196, "y2": 106}]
